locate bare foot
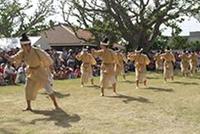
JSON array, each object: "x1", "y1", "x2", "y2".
[
  {"x1": 23, "y1": 107, "x2": 32, "y2": 111},
  {"x1": 100, "y1": 93, "x2": 104, "y2": 96},
  {"x1": 54, "y1": 104, "x2": 59, "y2": 109},
  {"x1": 113, "y1": 92, "x2": 118, "y2": 96},
  {"x1": 54, "y1": 106, "x2": 60, "y2": 110},
  {"x1": 136, "y1": 86, "x2": 139, "y2": 89}
]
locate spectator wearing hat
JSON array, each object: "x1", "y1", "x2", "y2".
[
  {"x1": 91, "y1": 37, "x2": 118, "y2": 96},
  {"x1": 178, "y1": 50, "x2": 190, "y2": 77},
  {"x1": 160, "y1": 48, "x2": 176, "y2": 82},
  {"x1": 4, "y1": 33, "x2": 59, "y2": 111},
  {"x1": 189, "y1": 51, "x2": 198, "y2": 75},
  {"x1": 76, "y1": 48, "x2": 96, "y2": 87},
  {"x1": 128, "y1": 48, "x2": 150, "y2": 89}
]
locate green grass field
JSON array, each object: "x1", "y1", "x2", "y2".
[{"x1": 1, "y1": 72, "x2": 200, "y2": 134}]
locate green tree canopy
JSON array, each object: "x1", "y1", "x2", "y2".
[
  {"x1": 61, "y1": 0, "x2": 200, "y2": 50},
  {"x1": 0, "y1": 0, "x2": 55, "y2": 37}
]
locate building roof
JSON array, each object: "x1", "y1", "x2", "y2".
[{"x1": 40, "y1": 25, "x2": 95, "y2": 47}]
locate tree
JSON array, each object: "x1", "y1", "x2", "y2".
[
  {"x1": 151, "y1": 36, "x2": 169, "y2": 50},
  {"x1": 0, "y1": 0, "x2": 55, "y2": 37},
  {"x1": 167, "y1": 36, "x2": 188, "y2": 50},
  {"x1": 188, "y1": 41, "x2": 200, "y2": 51},
  {"x1": 61, "y1": 0, "x2": 200, "y2": 51}
]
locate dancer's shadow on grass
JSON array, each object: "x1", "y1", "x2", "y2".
[
  {"x1": 30, "y1": 108, "x2": 81, "y2": 128},
  {"x1": 146, "y1": 87, "x2": 174, "y2": 92},
  {"x1": 120, "y1": 80, "x2": 135, "y2": 84},
  {"x1": 147, "y1": 76, "x2": 160, "y2": 79},
  {"x1": 85, "y1": 85, "x2": 100, "y2": 89},
  {"x1": 54, "y1": 92, "x2": 70, "y2": 98},
  {"x1": 189, "y1": 76, "x2": 200, "y2": 79},
  {"x1": 41, "y1": 92, "x2": 70, "y2": 99},
  {"x1": 107, "y1": 94, "x2": 151, "y2": 104},
  {"x1": 170, "y1": 81, "x2": 199, "y2": 85}
]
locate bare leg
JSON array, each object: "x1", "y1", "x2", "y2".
[
  {"x1": 81, "y1": 81, "x2": 84, "y2": 87},
  {"x1": 24, "y1": 100, "x2": 32, "y2": 111},
  {"x1": 144, "y1": 80, "x2": 147, "y2": 87},
  {"x1": 164, "y1": 77, "x2": 167, "y2": 83},
  {"x1": 136, "y1": 80, "x2": 139, "y2": 89},
  {"x1": 100, "y1": 87, "x2": 104, "y2": 96},
  {"x1": 191, "y1": 70, "x2": 193, "y2": 76},
  {"x1": 91, "y1": 78, "x2": 94, "y2": 85},
  {"x1": 122, "y1": 74, "x2": 126, "y2": 80},
  {"x1": 49, "y1": 94, "x2": 59, "y2": 109},
  {"x1": 112, "y1": 83, "x2": 117, "y2": 95}
]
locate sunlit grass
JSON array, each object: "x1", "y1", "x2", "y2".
[{"x1": 0, "y1": 72, "x2": 200, "y2": 134}]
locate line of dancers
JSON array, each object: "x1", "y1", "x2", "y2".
[
  {"x1": 3, "y1": 34, "x2": 199, "y2": 111},
  {"x1": 76, "y1": 38, "x2": 199, "y2": 96}
]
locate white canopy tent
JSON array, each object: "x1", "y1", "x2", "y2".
[{"x1": 0, "y1": 36, "x2": 51, "y2": 51}]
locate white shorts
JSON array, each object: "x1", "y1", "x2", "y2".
[
  {"x1": 44, "y1": 82, "x2": 54, "y2": 95},
  {"x1": 44, "y1": 73, "x2": 54, "y2": 95}
]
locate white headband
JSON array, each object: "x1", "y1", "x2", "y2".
[
  {"x1": 100, "y1": 41, "x2": 110, "y2": 46},
  {"x1": 20, "y1": 41, "x2": 31, "y2": 45},
  {"x1": 135, "y1": 48, "x2": 143, "y2": 53}
]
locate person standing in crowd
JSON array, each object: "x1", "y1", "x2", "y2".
[
  {"x1": 0, "y1": 63, "x2": 6, "y2": 85},
  {"x1": 76, "y1": 48, "x2": 96, "y2": 87},
  {"x1": 4, "y1": 33, "x2": 59, "y2": 111},
  {"x1": 91, "y1": 37, "x2": 118, "y2": 96},
  {"x1": 114, "y1": 48, "x2": 127, "y2": 80},
  {"x1": 3, "y1": 62, "x2": 16, "y2": 85},
  {"x1": 15, "y1": 63, "x2": 26, "y2": 84},
  {"x1": 179, "y1": 50, "x2": 190, "y2": 77},
  {"x1": 154, "y1": 50, "x2": 163, "y2": 72},
  {"x1": 189, "y1": 51, "x2": 198, "y2": 75},
  {"x1": 160, "y1": 48, "x2": 176, "y2": 82},
  {"x1": 128, "y1": 48, "x2": 150, "y2": 89}
]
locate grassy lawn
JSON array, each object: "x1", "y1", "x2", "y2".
[{"x1": 1, "y1": 72, "x2": 200, "y2": 134}]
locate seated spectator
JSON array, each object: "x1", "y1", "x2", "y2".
[
  {"x1": 124, "y1": 64, "x2": 129, "y2": 74},
  {"x1": 3, "y1": 62, "x2": 17, "y2": 85},
  {"x1": 0, "y1": 63, "x2": 5, "y2": 74},
  {"x1": 65, "y1": 67, "x2": 74, "y2": 79},
  {"x1": 74, "y1": 65, "x2": 81, "y2": 78},
  {"x1": 15, "y1": 63, "x2": 26, "y2": 84},
  {"x1": 67, "y1": 57, "x2": 76, "y2": 69},
  {"x1": 0, "y1": 72, "x2": 6, "y2": 86},
  {"x1": 57, "y1": 66, "x2": 66, "y2": 80},
  {"x1": 127, "y1": 60, "x2": 135, "y2": 71},
  {"x1": 93, "y1": 66, "x2": 100, "y2": 76}
]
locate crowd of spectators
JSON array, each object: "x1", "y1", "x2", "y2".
[{"x1": 1, "y1": 47, "x2": 200, "y2": 86}]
